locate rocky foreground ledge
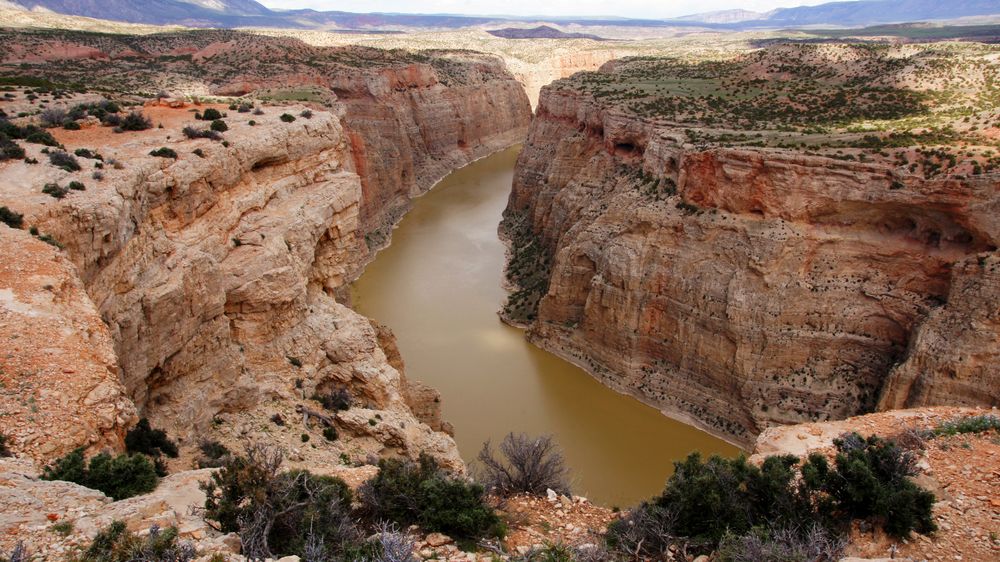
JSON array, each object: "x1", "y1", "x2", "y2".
[{"x1": 2, "y1": 407, "x2": 996, "y2": 560}]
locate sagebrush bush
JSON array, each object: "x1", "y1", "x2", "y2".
[
  {"x1": 0, "y1": 542, "x2": 28, "y2": 562},
  {"x1": 76, "y1": 521, "x2": 194, "y2": 562},
  {"x1": 41, "y1": 448, "x2": 158, "y2": 500},
  {"x1": 716, "y1": 524, "x2": 846, "y2": 562},
  {"x1": 120, "y1": 111, "x2": 152, "y2": 131},
  {"x1": 359, "y1": 454, "x2": 503, "y2": 540},
  {"x1": 477, "y1": 432, "x2": 570, "y2": 497},
  {"x1": 196, "y1": 439, "x2": 231, "y2": 469},
  {"x1": 0, "y1": 206, "x2": 24, "y2": 229},
  {"x1": 182, "y1": 125, "x2": 221, "y2": 140},
  {"x1": 0, "y1": 132, "x2": 25, "y2": 161},
  {"x1": 928, "y1": 414, "x2": 1000, "y2": 437},
  {"x1": 201, "y1": 108, "x2": 222, "y2": 121},
  {"x1": 48, "y1": 150, "x2": 80, "y2": 171},
  {"x1": 201, "y1": 442, "x2": 359, "y2": 560}
]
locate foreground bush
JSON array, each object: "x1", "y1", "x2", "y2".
[
  {"x1": 716, "y1": 525, "x2": 846, "y2": 562},
  {"x1": 75, "y1": 521, "x2": 194, "y2": 562},
  {"x1": 41, "y1": 448, "x2": 158, "y2": 500},
  {"x1": 477, "y1": 432, "x2": 570, "y2": 497},
  {"x1": 803, "y1": 433, "x2": 936, "y2": 538},
  {"x1": 359, "y1": 454, "x2": 503, "y2": 541},
  {"x1": 201, "y1": 443, "x2": 360, "y2": 560},
  {"x1": 607, "y1": 433, "x2": 935, "y2": 558},
  {"x1": 126, "y1": 418, "x2": 178, "y2": 476}
]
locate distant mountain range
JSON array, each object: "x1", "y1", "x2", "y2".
[
  {"x1": 487, "y1": 25, "x2": 607, "y2": 40},
  {"x1": 3, "y1": 0, "x2": 1000, "y2": 30}
]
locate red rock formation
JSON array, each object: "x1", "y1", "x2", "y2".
[{"x1": 505, "y1": 86, "x2": 1000, "y2": 445}]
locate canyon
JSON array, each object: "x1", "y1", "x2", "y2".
[
  {"x1": 0, "y1": 17, "x2": 999, "y2": 561},
  {"x1": 0, "y1": 29, "x2": 531, "y2": 476},
  {"x1": 503, "y1": 45, "x2": 1000, "y2": 446}
]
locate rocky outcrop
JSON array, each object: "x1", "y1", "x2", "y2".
[
  {"x1": 0, "y1": 40, "x2": 529, "y2": 468},
  {"x1": 0, "y1": 226, "x2": 135, "y2": 462},
  {"x1": 878, "y1": 254, "x2": 1000, "y2": 410},
  {"x1": 504, "y1": 86, "x2": 1000, "y2": 445}
]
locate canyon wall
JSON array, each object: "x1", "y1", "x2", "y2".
[
  {"x1": 504, "y1": 87, "x2": 1000, "y2": 445},
  {"x1": 0, "y1": 45, "x2": 530, "y2": 468}
]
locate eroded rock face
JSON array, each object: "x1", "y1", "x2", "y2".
[
  {"x1": 0, "y1": 226, "x2": 136, "y2": 462},
  {"x1": 504, "y1": 87, "x2": 1000, "y2": 445}
]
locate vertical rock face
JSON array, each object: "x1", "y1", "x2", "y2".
[
  {"x1": 0, "y1": 226, "x2": 136, "y2": 462},
  {"x1": 505, "y1": 86, "x2": 1000, "y2": 445},
  {"x1": 336, "y1": 57, "x2": 531, "y2": 245},
  {"x1": 0, "y1": 40, "x2": 531, "y2": 468}
]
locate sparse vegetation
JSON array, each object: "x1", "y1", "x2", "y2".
[
  {"x1": 280, "y1": 113, "x2": 296, "y2": 123},
  {"x1": 74, "y1": 521, "x2": 194, "y2": 562},
  {"x1": 477, "y1": 432, "x2": 570, "y2": 497},
  {"x1": 41, "y1": 448, "x2": 158, "y2": 500},
  {"x1": 926, "y1": 414, "x2": 1000, "y2": 437},
  {"x1": 48, "y1": 150, "x2": 80, "y2": 172},
  {"x1": 314, "y1": 388, "x2": 352, "y2": 411},
  {"x1": 359, "y1": 454, "x2": 504, "y2": 541},
  {"x1": 119, "y1": 111, "x2": 152, "y2": 131},
  {"x1": 42, "y1": 182, "x2": 69, "y2": 199},
  {"x1": 0, "y1": 206, "x2": 24, "y2": 229},
  {"x1": 149, "y1": 147, "x2": 178, "y2": 159}
]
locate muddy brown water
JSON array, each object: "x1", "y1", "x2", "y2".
[{"x1": 351, "y1": 146, "x2": 738, "y2": 507}]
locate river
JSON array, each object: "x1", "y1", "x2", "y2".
[{"x1": 351, "y1": 145, "x2": 738, "y2": 507}]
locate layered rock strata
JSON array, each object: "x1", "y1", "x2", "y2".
[
  {"x1": 504, "y1": 86, "x2": 1000, "y2": 445},
  {"x1": 0, "y1": 38, "x2": 530, "y2": 468}
]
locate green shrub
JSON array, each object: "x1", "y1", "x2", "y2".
[
  {"x1": 149, "y1": 147, "x2": 177, "y2": 159},
  {"x1": 280, "y1": 113, "x2": 296, "y2": 123},
  {"x1": 63, "y1": 120, "x2": 81, "y2": 130},
  {"x1": 359, "y1": 454, "x2": 503, "y2": 541},
  {"x1": 0, "y1": 132, "x2": 25, "y2": 160},
  {"x1": 196, "y1": 439, "x2": 231, "y2": 469},
  {"x1": 125, "y1": 418, "x2": 179, "y2": 459},
  {"x1": 210, "y1": 119, "x2": 228, "y2": 132},
  {"x1": 323, "y1": 426, "x2": 338, "y2": 441},
  {"x1": 76, "y1": 521, "x2": 194, "y2": 562},
  {"x1": 927, "y1": 414, "x2": 1000, "y2": 437},
  {"x1": 608, "y1": 434, "x2": 935, "y2": 558},
  {"x1": 42, "y1": 182, "x2": 69, "y2": 199},
  {"x1": 802, "y1": 433, "x2": 936, "y2": 538},
  {"x1": 201, "y1": 443, "x2": 359, "y2": 559},
  {"x1": 41, "y1": 448, "x2": 158, "y2": 500},
  {"x1": 201, "y1": 108, "x2": 222, "y2": 121},
  {"x1": 68, "y1": 181, "x2": 85, "y2": 191},
  {"x1": 120, "y1": 111, "x2": 152, "y2": 131},
  {"x1": 0, "y1": 206, "x2": 23, "y2": 229}
]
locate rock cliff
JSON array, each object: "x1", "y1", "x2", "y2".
[
  {"x1": 0, "y1": 30, "x2": 531, "y2": 469},
  {"x1": 503, "y1": 49, "x2": 1000, "y2": 445}
]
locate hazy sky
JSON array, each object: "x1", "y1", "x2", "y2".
[{"x1": 257, "y1": 0, "x2": 851, "y2": 19}]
